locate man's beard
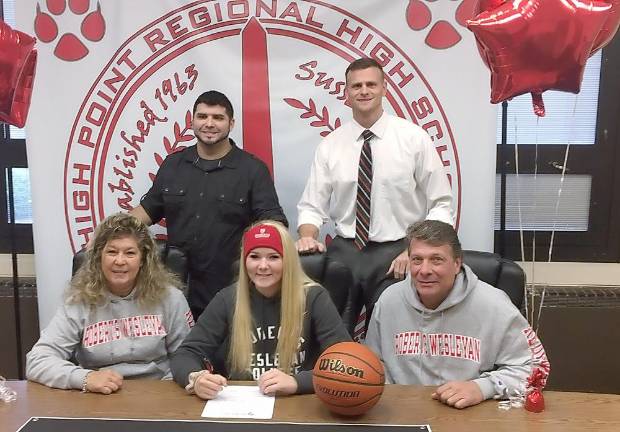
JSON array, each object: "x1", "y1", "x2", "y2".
[{"x1": 199, "y1": 130, "x2": 230, "y2": 146}]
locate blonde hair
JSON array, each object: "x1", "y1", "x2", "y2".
[
  {"x1": 228, "y1": 220, "x2": 314, "y2": 376},
  {"x1": 67, "y1": 213, "x2": 181, "y2": 307}
]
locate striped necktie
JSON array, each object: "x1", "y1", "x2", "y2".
[{"x1": 355, "y1": 129, "x2": 374, "y2": 249}]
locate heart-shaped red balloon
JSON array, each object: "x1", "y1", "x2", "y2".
[{"x1": 0, "y1": 20, "x2": 38, "y2": 128}]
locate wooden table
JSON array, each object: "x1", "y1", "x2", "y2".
[{"x1": 1, "y1": 380, "x2": 619, "y2": 432}]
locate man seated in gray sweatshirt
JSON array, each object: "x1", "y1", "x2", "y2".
[{"x1": 365, "y1": 220, "x2": 550, "y2": 409}]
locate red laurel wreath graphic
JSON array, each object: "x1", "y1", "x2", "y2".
[
  {"x1": 148, "y1": 109, "x2": 193, "y2": 234},
  {"x1": 284, "y1": 97, "x2": 342, "y2": 137},
  {"x1": 149, "y1": 109, "x2": 193, "y2": 182}
]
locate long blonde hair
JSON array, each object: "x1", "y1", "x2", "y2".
[
  {"x1": 67, "y1": 213, "x2": 181, "y2": 307},
  {"x1": 228, "y1": 220, "x2": 314, "y2": 376}
]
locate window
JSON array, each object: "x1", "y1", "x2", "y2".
[
  {"x1": 0, "y1": 0, "x2": 34, "y2": 253},
  {"x1": 6, "y1": 168, "x2": 33, "y2": 224},
  {"x1": 495, "y1": 38, "x2": 620, "y2": 262}
]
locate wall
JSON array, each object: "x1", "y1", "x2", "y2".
[{"x1": 0, "y1": 254, "x2": 35, "y2": 277}]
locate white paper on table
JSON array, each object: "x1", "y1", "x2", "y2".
[{"x1": 201, "y1": 385, "x2": 275, "y2": 419}]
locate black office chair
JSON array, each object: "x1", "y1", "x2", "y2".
[
  {"x1": 462, "y1": 250, "x2": 525, "y2": 309},
  {"x1": 72, "y1": 239, "x2": 189, "y2": 292},
  {"x1": 374, "y1": 249, "x2": 525, "y2": 307},
  {"x1": 358, "y1": 249, "x2": 526, "y2": 331},
  {"x1": 299, "y1": 253, "x2": 356, "y2": 336}
]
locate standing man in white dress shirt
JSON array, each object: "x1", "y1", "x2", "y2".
[{"x1": 295, "y1": 57, "x2": 454, "y2": 330}]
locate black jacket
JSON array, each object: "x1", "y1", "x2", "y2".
[{"x1": 140, "y1": 142, "x2": 287, "y2": 312}]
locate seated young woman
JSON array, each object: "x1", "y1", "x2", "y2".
[
  {"x1": 26, "y1": 213, "x2": 194, "y2": 394},
  {"x1": 171, "y1": 220, "x2": 351, "y2": 398}
]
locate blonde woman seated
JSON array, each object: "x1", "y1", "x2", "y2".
[
  {"x1": 26, "y1": 213, "x2": 194, "y2": 394},
  {"x1": 171, "y1": 221, "x2": 351, "y2": 398}
]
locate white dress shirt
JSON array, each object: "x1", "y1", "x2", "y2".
[{"x1": 297, "y1": 112, "x2": 454, "y2": 242}]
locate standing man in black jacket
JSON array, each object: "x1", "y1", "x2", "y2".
[{"x1": 131, "y1": 90, "x2": 287, "y2": 319}]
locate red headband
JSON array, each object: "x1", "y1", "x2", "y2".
[{"x1": 243, "y1": 224, "x2": 283, "y2": 259}]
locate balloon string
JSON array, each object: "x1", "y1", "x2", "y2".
[
  {"x1": 513, "y1": 116, "x2": 525, "y2": 263},
  {"x1": 513, "y1": 115, "x2": 528, "y2": 320},
  {"x1": 530, "y1": 117, "x2": 540, "y2": 326},
  {"x1": 536, "y1": 147, "x2": 568, "y2": 332},
  {"x1": 534, "y1": 94, "x2": 579, "y2": 333}
]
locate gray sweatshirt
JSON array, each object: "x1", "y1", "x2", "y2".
[
  {"x1": 365, "y1": 264, "x2": 550, "y2": 400},
  {"x1": 26, "y1": 286, "x2": 193, "y2": 390}
]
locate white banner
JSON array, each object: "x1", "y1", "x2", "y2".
[{"x1": 16, "y1": 0, "x2": 497, "y2": 328}]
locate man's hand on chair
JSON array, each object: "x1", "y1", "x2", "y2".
[{"x1": 295, "y1": 237, "x2": 325, "y2": 254}]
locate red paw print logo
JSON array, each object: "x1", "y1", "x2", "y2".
[
  {"x1": 34, "y1": 0, "x2": 106, "y2": 61},
  {"x1": 407, "y1": 0, "x2": 477, "y2": 49}
]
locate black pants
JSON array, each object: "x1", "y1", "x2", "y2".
[
  {"x1": 188, "y1": 263, "x2": 238, "y2": 321},
  {"x1": 188, "y1": 267, "x2": 235, "y2": 375},
  {"x1": 326, "y1": 236, "x2": 407, "y2": 329}
]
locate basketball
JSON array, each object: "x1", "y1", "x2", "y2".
[{"x1": 312, "y1": 342, "x2": 385, "y2": 416}]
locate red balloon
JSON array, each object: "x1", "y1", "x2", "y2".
[
  {"x1": 468, "y1": 0, "x2": 613, "y2": 116},
  {"x1": 471, "y1": 0, "x2": 507, "y2": 71},
  {"x1": 0, "y1": 20, "x2": 37, "y2": 128},
  {"x1": 592, "y1": 0, "x2": 620, "y2": 53},
  {"x1": 476, "y1": 0, "x2": 506, "y2": 12}
]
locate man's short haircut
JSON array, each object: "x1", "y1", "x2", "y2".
[
  {"x1": 406, "y1": 220, "x2": 462, "y2": 259},
  {"x1": 345, "y1": 57, "x2": 385, "y2": 82},
  {"x1": 193, "y1": 90, "x2": 234, "y2": 118}
]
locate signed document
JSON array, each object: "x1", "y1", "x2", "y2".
[{"x1": 201, "y1": 385, "x2": 276, "y2": 419}]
